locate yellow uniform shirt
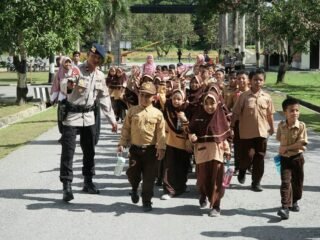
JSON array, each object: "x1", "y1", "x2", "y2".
[
  {"x1": 232, "y1": 89, "x2": 275, "y2": 139},
  {"x1": 119, "y1": 104, "x2": 166, "y2": 149},
  {"x1": 276, "y1": 120, "x2": 308, "y2": 157}
]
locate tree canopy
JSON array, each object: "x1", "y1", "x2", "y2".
[{"x1": 0, "y1": 0, "x2": 101, "y2": 57}]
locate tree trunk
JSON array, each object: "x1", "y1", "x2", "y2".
[
  {"x1": 276, "y1": 61, "x2": 288, "y2": 84},
  {"x1": 155, "y1": 46, "x2": 162, "y2": 58},
  {"x1": 224, "y1": 13, "x2": 229, "y2": 47},
  {"x1": 48, "y1": 53, "x2": 55, "y2": 84},
  {"x1": 15, "y1": 32, "x2": 28, "y2": 105},
  {"x1": 255, "y1": 0, "x2": 261, "y2": 68},
  {"x1": 240, "y1": 14, "x2": 246, "y2": 64},
  {"x1": 233, "y1": 10, "x2": 239, "y2": 48}
]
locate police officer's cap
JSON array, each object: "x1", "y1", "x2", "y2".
[
  {"x1": 90, "y1": 43, "x2": 105, "y2": 60},
  {"x1": 139, "y1": 82, "x2": 156, "y2": 95}
]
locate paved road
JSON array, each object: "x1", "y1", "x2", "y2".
[{"x1": 0, "y1": 112, "x2": 319, "y2": 240}]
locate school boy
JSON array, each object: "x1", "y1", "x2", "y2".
[
  {"x1": 118, "y1": 82, "x2": 166, "y2": 212},
  {"x1": 276, "y1": 98, "x2": 308, "y2": 220},
  {"x1": 231, "y1": 68, "x2": 275, "y2": 192}
]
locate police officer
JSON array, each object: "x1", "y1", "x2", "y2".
[{"x1": 60, "y1": 43, "x2": 117, "y2": 202}]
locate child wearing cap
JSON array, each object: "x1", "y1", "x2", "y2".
[
  {"x1": 118, "y1": 82, "x2": 166, "y2": 212},
  {"x1": 276, "y1": 98, "x2": 308, "y2": 220}
]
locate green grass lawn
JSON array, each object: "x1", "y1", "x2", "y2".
[
  {"x1": 265, "y1": 71, "x2": 320, "y2": 106},
  {"x1": 0, "y1": 107, "x2": 57, "y2": 159},
  {"x1": 0, "y1": 102, "x2": 36, "y2": 118},
  {"x1": 0, "y1": 71, "x2": 49, "y2": 85}
]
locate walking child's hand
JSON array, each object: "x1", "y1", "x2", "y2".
[
  {"x1": 118, "y1": 145, "x2": 124, "y2": 153},
  {"x1": 189, "y1": 134, "x2": 197, "y2": 143},
  {"x1": 279, "y1": 146, "x2": 287, "y2": 155},
  {"x1": 268, "y1": 128, "x2": 274, "y2": 136},
  {"x1": 176, "y1": 111, "x2": 187, "y2": 122},
  {"x1": 112, "y1": 122, "x2": 118, "y2": 133},
  {"x1": 224, "y1": 153, "x2": 231, "y2": 161},
  {"x1": 156, "y1": 149, "x2": 165, "y2": 160}
]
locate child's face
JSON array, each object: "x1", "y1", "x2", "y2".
[
  {"x1": 193, "y1": 66, "x2": 200, "y2": 75},
  {"x1": 166, "y1": 82, "x2": 172, "y2": 92},
  {"x1": 215, "y1": 71, "x2": 224, "y2": 81},
  {"x1": 63, "y1": 60, "x2": 72, "y2": 70},
  {"x1": 169, "y1": 69, "x2": 175, "y2": 77},
  {"x1": 237, "y1": 74, "x2": 248, "y2": 89},
  {"x1": 190, "y1": 79, "x2": 200, "y2": 90},
  {"x1": 162, "y1": 70, "x2": 169, "y2": 76},
  {"x1": 208, "y1": 66, "x2": 214, "y2": 76},
  {"x1": 228, "y1": 74, "x2": 237, "y2": 88},
  {"x1": 204, "y1": 96, "x2": 217, "y2": 114},
  {"x1": 116, "y1": 70, "x2": 122, "y2": 77},
  {"x1": 139, "y1": 93, "x2": 154, "y2": 107},
  {"x1": 284, "y1": 104, "x2": 300, "y2": 123},
  {"x1": 172, "y1": 92, "x2": 184, "y2": 108},
  {"x1": 250, "y1": 74, "x2": 265, "y2": 92},
  {"x1": 73, "y1": 54, "x2": 80, "y2": 62},
  {"x1": 109, "y1": 69, "x2": 116, "y2": 76},
  {"x1": 147, "y1": 57, "x2": 153, "y2": 64},
  {"x1": 201, "y1": 70, "x2": 210, "y2": 80}
]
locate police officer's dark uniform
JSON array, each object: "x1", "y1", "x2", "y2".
[{"x1": 60, "y1": 44, "x2": 117, "y2": 202}]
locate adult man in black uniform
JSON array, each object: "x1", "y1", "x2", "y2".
[{"x1": 60, "y1": 43, "x2": 117, "y2": 202}]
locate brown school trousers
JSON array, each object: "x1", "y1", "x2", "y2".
[
  {"x1": 196, "y1": 160, "x2": 225, "y2": 209},
  {"x1": 280, "y1": 153, "x2": 304, "y2": 208},
  {"x1": 239, "y1": 137, "x2": 267, "y2": 184},
  {"x1": 233, "y1": 120, "x2": 241, "y2": 170},
  {"x1": 126, "y1": 145, "x2": 157, "y2": 203},
  {"x1": 162, "y1": 145, "x2": 190, "y2": 196}
]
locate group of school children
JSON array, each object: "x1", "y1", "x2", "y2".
[{"x1": 111, "y1": 54, "x2": 308, "y2": 220}]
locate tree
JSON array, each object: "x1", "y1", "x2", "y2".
[
  {"x1": 123, "y1": 13, "x2": 198, "y2": 58},
  {"x1": 0, "y1": 0, "x2": 100, "y2": 104},
  {"x1": 261, "y1": 0, "x2": 320, "y2": 83}
]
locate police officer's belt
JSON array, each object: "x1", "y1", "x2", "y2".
[
  {"x1": 131, "y1": 144, "x2": 155, "y2": 149},
  {"x1": 67, "y1": 102, "x2": 95, "y2": 113}
]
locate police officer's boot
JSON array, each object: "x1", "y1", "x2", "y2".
[
  {"x1": 62, "y1": 181, "x2": 74, "y2": 202},
  {"x1": 83, "y1": 176, "x2": 100, "y2": 194}
]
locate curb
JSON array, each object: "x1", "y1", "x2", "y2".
[
  {"x1": 0, "y1": 102, "x2": 47, "y2": 128},
  {"x1": 265, "y1": 87, "x2": 320, "y2": 113}
]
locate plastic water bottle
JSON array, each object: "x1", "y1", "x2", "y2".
[
  {"x1": 222, "y1": 160, "x2": 234, "y2": 188},
  {"x1": 273, "y1": 154, "x2": 281, "y2": 175},
  {"x1": 114, "y1": 153, "x2": 126, "y2": 176},
  {"x1": 176, "y1": 118, "x2": 181, "y2": 131}
]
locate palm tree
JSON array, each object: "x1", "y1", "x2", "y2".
[{"x1": 95, "y1": 0, "x2": 128, "y2": 66}]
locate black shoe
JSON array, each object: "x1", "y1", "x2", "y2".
[
  {"x1": 251, "y1": 182, "x2": 263, "y2": 192},
  {"x1": 289, "y1": 202, "x2": 300, "y2": 212},
  {"x1": 82, "y1": 178, "x2": 100, "y2": 194},
  {"x1": 199, "y1": 197, "x2": 207, "y2": 208},
  {"x1": 277, "y1": 207, "x2": 289, "y2": 220},
  {"x1": 155, "y1": 178, "x2": 162, "y2": 187},
  {"x1": 142, "y1": 202, "x2": 153, "y2": 212},
  {"x1": 237, "y1": 170, "x2": 246, "y2": 184},
  {"x1": 62, "y1": 181, "x2": 74, "y2": 202},
  {"x1": 130, "y1": 191, "x2": 140, "y2": 204}
]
